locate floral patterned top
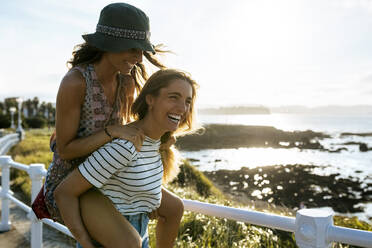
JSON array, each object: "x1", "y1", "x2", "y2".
[{"x1": 44, "y1": 64, "x2": 122, "y2": 223}]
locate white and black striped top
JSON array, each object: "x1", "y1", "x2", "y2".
[{"x1": 78, "y1": 136, "x2": 163, "y2": 216}]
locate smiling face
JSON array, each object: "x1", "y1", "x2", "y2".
[
  {"x1": 131, "y1": 69, "x2": 198, "y2": 140},
  {"x1": 105, "y1": 48, "x2": 143, "y2": 74},
  {"x1": 145, "y1": 79, "x2": 193, "y2": 137}
]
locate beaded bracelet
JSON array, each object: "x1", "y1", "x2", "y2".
[{"x1": 104, "y1": 126, "x2": 113, "y2": 140}]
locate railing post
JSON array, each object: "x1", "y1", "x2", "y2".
[
  {"x1": 28, "y1": 163, "x2": 46, "y2": 248},
  {"x1": 0, "y1": 155, "x2": 12, "y2": 232},
  {"x1": 295, "y1": 208, "x2": 333, "y2": 248}
]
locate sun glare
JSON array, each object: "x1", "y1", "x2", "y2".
[{"x1": 206, "y1": 1, "x2": 314, "y2": 107}]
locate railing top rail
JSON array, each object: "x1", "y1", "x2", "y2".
[
  {"x1": 41, "y1": 218, "x2": 73, "y2": 238},
  {"x1": 0, "y1": 156, "x2": 47, "y2": 176},
  {"x1": 6, "y1": 160, "x2": 29, "y2": 172},
  {"x1": 0, "y1": 133, "x2": 19, "y2": 145},
  {"x1": 0, "y1": 134, "x2": 20, "y2": 156},
  {"x1": 0, "y1": 133, "x2": 18, "y2": 141},
  {"x1": 183, "y1": 199, "x2": 296, "y2": 232},
  {"x1": 328, "y1": 225, "x2": 372, "y2": 248}
]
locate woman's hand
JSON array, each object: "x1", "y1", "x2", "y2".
[
  {"x1": 148, "y1": 209, "x2": 166, "y2": 222},
  {"x1": 107, "y1": 124, "x2": 145, "y2": 151}
]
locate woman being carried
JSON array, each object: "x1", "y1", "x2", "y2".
[
  {"x1": 54, "y1": 69, "x2": 199, "y2": 247},
  {"x1": 41, "y1": 3, "x2": 184, "y2": 248}
]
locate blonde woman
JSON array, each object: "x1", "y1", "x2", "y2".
[
  {"x1": 54, "y1": 69, "x2": 199, "y2": 248},
  {"x1": 36, "y1": 3, "x2": 185, "y2": 248}
]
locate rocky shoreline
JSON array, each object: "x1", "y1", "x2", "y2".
[
  {"x1": 177, "y1": 124, "x2": 372, "y2": 152},
  {"x1": 177, "y1": 124, "x2": 372, "y2": 220},
  {"x1": 177, "y1": 124, "x2": 330, "y2": 150},
  {"x1": 203, "y1": 164, "x2": 372, "y2": 220}
]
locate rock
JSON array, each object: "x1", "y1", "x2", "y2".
[
  {"x1": 188, "y1": 158, "x2": 200, "y2": 162},
  {"x1": 359, "y1": 143, "x2": 368, "y2": 152},
  {"x1": 341, "y1": 132, "x2": 372, "y2": 137},
  {"x1": 328, "y1": 147, "x2": 348, "y2": 153},
  {"x1": 203, "y1": 164, "x2": 371, "y2": 214},
  {"x1": 177, "y1": 124, "x2": 330, "y2": 151}
]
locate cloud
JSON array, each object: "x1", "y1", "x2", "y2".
[
  {"x1": 330, "y1": 0, "x2": 372, "y2": 13},
  {"x1": 360, "y1": 73, "x2": 372, "y2": 82},
  {"x1": 353, "y1": 72, "x2": 372, "y2": 92}
]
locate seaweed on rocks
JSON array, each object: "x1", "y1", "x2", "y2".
[{"x1": 203, "y1": 164, "x2": 371, "y2": 214}]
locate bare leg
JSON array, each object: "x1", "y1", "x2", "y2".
[
  {"x1": 156, "y1": 188, "x2": 184, "y2": 248},
  {"x1": 79, "y1": 189, "x2": 142, "y2": 248}
]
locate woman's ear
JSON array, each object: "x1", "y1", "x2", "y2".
[{"x1": 146, "y1": 94, "x2": 154, "y2": 109}]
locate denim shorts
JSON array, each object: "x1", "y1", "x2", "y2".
[{"x1": 76, "y1": 213, "x2": 149, "y2": 248}]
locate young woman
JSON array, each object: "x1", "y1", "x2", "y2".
[
  {"x1": 54, "y1": 69, "x2": 199, "y2": 248},
  {"x1": 40, "y1": 3, "x2": 183, "y2": 248}
]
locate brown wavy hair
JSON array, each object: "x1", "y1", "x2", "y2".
[
  {"x1": 67, "y1": 43, "x2": 167, "y2": 123},
  {"x1": 131, "y1": 69, "x2": 200, "y2": 183}
]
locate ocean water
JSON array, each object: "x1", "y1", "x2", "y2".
[
  {"x1": 186, "y1": 114, "x2": 372, "y2": 174},
  {"x1": 197, "y1": 113, "x2": 372, "y2": 134},
  {"x1": 181, "y1": 113, "x2": 372, "y2": 220}
]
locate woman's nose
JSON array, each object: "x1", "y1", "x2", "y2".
[{"x1": 177, "y1": 101, "x2": 188, "y2": 114}]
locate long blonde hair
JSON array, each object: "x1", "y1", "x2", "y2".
[{"x1": 131, "y1": 69, "x2": 199, "y2": 183}]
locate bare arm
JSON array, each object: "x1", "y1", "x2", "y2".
[
  {"x1": 55, "y1": 70, "x2": 144, "y2": 160},
  {"x1": 54, "y1": 169, "x2": 95, "y2": 248},
  {"x1": 55, "y1": 140, "x2": 135, "y2": 247}
]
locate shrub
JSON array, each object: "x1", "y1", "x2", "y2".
[
  {"x1": 0, "y1": 114, "x2": 10, "y2": 128},
  {"x1": 173, "y1": 160, "x2": 217, "y2": 197},
  {"x1": 24, "y1": 116, "x2": 47, "y2": 128}
]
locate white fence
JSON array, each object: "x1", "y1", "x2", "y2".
[
  {"x1": 0, "y1": 133, "x2": 19, "y2": 155},
  {"x1": 1, "y1": 133, "x2": 372, "y2": 248}
]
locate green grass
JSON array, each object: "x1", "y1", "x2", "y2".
[
  {"x1": 334, "y1": 215, "x2": 372, "y2": 232},
  {"x1": 172, "y1": 159, "x2": 224, "y2": 198},
  {"x1": 7, "y1": 129, "x2": 372, "y2": 247},
  {"x1": 8, "y1": 128, "x2": 53, "y2": 199},
  {"x1": 9, "y1": 128, "x2": 53, "y2": 165}
]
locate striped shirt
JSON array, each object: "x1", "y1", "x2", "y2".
[{"x1": 78, "y1": 136, "x2": 163, "y2": 215}]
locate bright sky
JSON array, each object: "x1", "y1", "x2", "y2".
[{"x1": 1, "y1": 0, "x2": 372, "y2": 107}]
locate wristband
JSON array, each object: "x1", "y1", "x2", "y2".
[{"x1": 104, "y1": 126, "x2": 113, "y2": 139}]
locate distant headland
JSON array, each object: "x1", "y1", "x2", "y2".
[
  {"x1": 198, "y1": 106, "x2": 271, "y2": 115},
  {"x1": 198, "y1": 104, "x2": 372, "y2": 115}
]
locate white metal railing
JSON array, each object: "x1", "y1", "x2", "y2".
[
  {"x1": 183, "y1": 200, "x2": 372, "y2": 247},
  {"x1": 0, "y1": 155, "x2": 74, "y2": 248},
  {"x1": 1, "y1": 155, "x2": 372, "y2": 247},
  {"x1": 0, "y1": 133, "x2": 19, "y2": 155}
]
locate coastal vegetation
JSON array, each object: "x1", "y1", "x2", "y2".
[{"x1": 6, "y1": 128, "x2": 372, "y2": 247}]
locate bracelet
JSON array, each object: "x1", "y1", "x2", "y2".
[{"x1": 104, "y1": 126, "x2": 113, "y2": 140}]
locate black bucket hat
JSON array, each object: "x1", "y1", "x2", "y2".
[{"x1": 83, "y1": 3, "x2": 155, "y2": 53}]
